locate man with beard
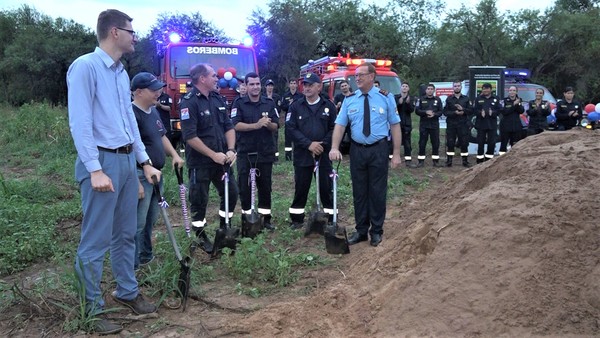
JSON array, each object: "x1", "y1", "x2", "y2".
[{"x1": 443, "y1": 80, "x2": 472, "y2": 167}]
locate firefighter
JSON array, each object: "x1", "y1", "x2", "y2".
[
  {"x1": 416, "y1": 83, "x2": 443, "y2": 167},
  {"x1": 443, "y1": 80, "x2": 472, "y2": 167},
  {"x1": 526, "y1": 88, "x2": 551, "y2": 136},
  {"x1": 396, "y1": 83, "x2": 415, "y2": 167},
  {"x1": 264, "y1": 79, "x2": 282, "y2": 162},
  {"x1": 155, "y1": 90, "x2": 172, "y2": 146},
  {"x1": 180, "y1": 63, "x2": 238, "y2": 253},
  {"x1": 473, "y1": 83, "x2": 501, "y2": 163},
  {"x1": 555, "y1": 86, "x2": 582, "y2": 130},
  {"x1": 281, "y1": 79, "x2": 304, "y2": 161},
  {"x1": 285, "y1": 72, "x2": 336, "y2": 229},
  {"x1": 499, "y1": 85, "x2": 524, "y2": 155},
  {"x1": 231, "y1": 72, "x2": 279, "y2": 231}
]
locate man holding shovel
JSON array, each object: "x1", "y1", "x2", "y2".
[
  {"x1": 180, "y1": 63, "x2": 238, "y2": 253},
  {"x1": 286, "y1": 73, "x2": 337, "y2": 229},
  {"x1": 329, "y1": 62, "x2": 402, "y2": 247},
  {"x1": 130, "y1": 72, "x2": 184, "y2": 270}
]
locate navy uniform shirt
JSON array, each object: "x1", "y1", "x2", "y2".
[
  {"x1": 156, "y1": 92, "x2": 172, "y2": 134},
  {"x1": 231, "y1": 96, "x2": 279, "y2": 161},
  {"x1": 500, "y1": 96, "x2": 525, "y2": 132},
  {"x1": 335, "y1": 86, "x2": 400, "y2": 144},
  {"x1": 526, "y1": 100, "x2": 551, "y2": 130},
  {"x1": 555, "y1": 99, "x2": 582, "y2": 130},
  {"x1": 180, "y1": 87, "x2": 234, "y2": 168},
  {"x1": 281, "y1": 90, "x2": 304, "y2": 113},
  {"x1": 416, "y1": 95, "x2": 443, "y2": 128},
  {"x1": 443, "y1": 94, "x2": 472, "y2": 127},
  {"x1": 473, "y1": 94, "x2": 501, "y2": 130}
]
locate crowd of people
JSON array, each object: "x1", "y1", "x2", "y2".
[{"x1": 67, "y1": 8, "x2": 589, "y2": 335}]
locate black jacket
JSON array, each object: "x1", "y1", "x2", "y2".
[
  {"x1": 286, "y1": 95, "x2": 337, "y2": 167},
  {"x1": 443, "y1": 94, "x2": 472, "y2": 127},
  {"x1": 231, "y1": 96, "x2": 279, "y2": 161},
  {"x1": 500, "y1": 96, "x2": 525, "y2": 133},
  {"x1": 473, "y1": 94, "x2": 501, "y2": 130},
  {"x1": 395, "y1": 93, "x2": 415, "y2": 130},
  {"x1": 416, "y1": 95, "x2": 443, "y2": 128},
  {"x1": 555, "y1": 99, "x2": 582, "y2": 130},
  {"x1": 526, "y1": 100, "x2": 551, "y2": 131}
]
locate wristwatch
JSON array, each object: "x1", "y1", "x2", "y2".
[{"x1": 140, "y1": 159, "x2": 153, "y2": 167}]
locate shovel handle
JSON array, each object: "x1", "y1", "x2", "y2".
[{"x1": 174, "y1": 163, "x2": 184, "y2": 185}]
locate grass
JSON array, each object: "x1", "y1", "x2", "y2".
[{"x1": 0, "y1": 103, "x2": 433, "y2": 334}]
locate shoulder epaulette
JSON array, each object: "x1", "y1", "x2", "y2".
[
  {"x1": 183, "y1": 91, "x2": 193, "y2": 100},
  {"x1": 378, "y1": 89, "x2": 389, "y2": 96}
]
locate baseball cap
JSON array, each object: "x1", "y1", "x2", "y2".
[
  {"x1": 131, "y1": 72, "x2": 165, "y2": 91},
  {"x1": 302, "y1": 73, "x2": 321, "y2": 84},
  {"x1": 265, "y1": 79, "x2": 275, "y2": 86}
]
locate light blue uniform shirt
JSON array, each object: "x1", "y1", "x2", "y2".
[
  {"x1": 335, "y1": 86, "x2": 400, "y2": 144},
  {"x1": 67, "y1": 47, "x2": 148, "y2": 172}
]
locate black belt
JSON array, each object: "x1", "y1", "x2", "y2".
[
  {"x1": 98, "y1": 144, "x2": 133, "y2": 154},
  {"x1": 351, "y1": 138, "x2": 387, "y2": 148}
]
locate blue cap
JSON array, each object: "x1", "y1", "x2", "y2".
[
  {"x1": 131, "y1": 72, "x2": 165, "y2": 91},
  {"x1": 302, "y1": 73, "x2": 321, "y2": 84}
]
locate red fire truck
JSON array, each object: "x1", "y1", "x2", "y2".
[
  {"x1": 298, "y1": 55, "x2": 402, "y2": 97},
  {"x1": 156, "y1": 36, "x2": 259, "y2": 147}
]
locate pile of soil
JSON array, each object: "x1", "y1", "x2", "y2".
[{"x1": 224, "y1": 129, "x2": 600, "y2": 336}]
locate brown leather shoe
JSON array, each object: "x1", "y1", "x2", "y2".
[{"x1": 112, "y1": 292, "x2": 157, "y2": 315}]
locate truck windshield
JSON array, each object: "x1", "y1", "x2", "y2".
[
  {"x1": 347, "y1": 75, "x2": 402, "y2": 95},
  {"x1": 169, "y1": 45, "x2": 257, "y2": 79}
]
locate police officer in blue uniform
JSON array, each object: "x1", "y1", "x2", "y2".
[
  {"x1": 286, "y1": 73, "x2": 337, "y2": 228},
  {"x1": 555, "y1": 86, "x2": 582, "y2": 130},
  {"x1": 329, "y1": 62, "x2": 401, "y2": 247},
  {"x1": 416, "y1": 84, "x2": 443, "y2": 167},
  {"x1": 443, "y1": 80, "x2": 472, "y2": 167},
  {"x1": 281, "y1": 79, "x2": 304, "y2": 161},
  {"x1": 473, "y1": 83, "x2": 501, "y2": 163},
  {"x1": 232, "y1": 72, "x2": 279, "y2": 230},
  {"x1": 180, "y1": 63, "x2": 238, "y2": 253}
]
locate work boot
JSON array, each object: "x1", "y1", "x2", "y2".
[
  {"x1": 476, "y1": 158, "x2": 484, "y2": 164},
  {"x1": 416, "y1": 160, "x2": 425, "y2": 168},
  {"x1": 433, "y1": 159, "x2": 443, "y2": 167},
  {"x1": 405, "y1": 160, "x2": 414, "y2": 168},
  {"x1": 193, "y1": 228, "x2": 214, "y2": 254},
  {"x1": 111, "y1": 292, "x2": 157, "y2": 315},
  {"x1": 462, "y1": 156, "x2": 471, "y2": 168},
  {"x1": 92, "y1": 316, "x2": 122, "y2": 335},
  {"x1": 285, "y1": 151, "x2": 292, "y2": 161},
  {"x1": 446, "y1": 156, "x2": 453, "y2": 167}
]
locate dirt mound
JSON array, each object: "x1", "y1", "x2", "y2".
[{"x1": 229, "y1": 130, "x2": 600, "y2": 337}]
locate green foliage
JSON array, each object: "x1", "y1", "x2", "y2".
[{"x1": 220, "y1": 232, "x2": 322, "y2": 291}]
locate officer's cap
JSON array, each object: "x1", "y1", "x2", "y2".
[
  {"x1": 302, "y1": 73, "x2": 321, "y2": 85},
  {"x1": 131, "y1": 72, "x2": 165, "y2": 91}
]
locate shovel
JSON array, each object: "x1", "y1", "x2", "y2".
[
  {"x1": 212, "y1": 163, "x2": 239, "y2": 257},
  {"x1": 174, "y1": 163, "x2": 191, "y2": 238},
  {"x1": 241, "y1": 153, "x2": 264, "y2": 238},
  {"x1": 151, "y1": 175, "x2": 192, "y2": 310},
  {"x1": 324, "y1": 162, "x2": 350, "y2": 254},
  {"x1": 304, "y1": 159, "x2": 328, "y2": 236}
]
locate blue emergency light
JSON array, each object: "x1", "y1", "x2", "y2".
[
  {"x1": 242, "y1": 35, "x2": 254, "y2": 47},
  {"x1": 504, "y1": 68, "x2": 530, "y2": 79},
  {"x1": 168, "y1": 32, "x2": 182, "y2": 43}
]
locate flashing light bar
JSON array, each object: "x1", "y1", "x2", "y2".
[
  {"x1": 504, "y1": 68, "x2": 530, "y2": 78},
  {"x1": 345, "y1": 58, "x2": 392, "y2": 67}
]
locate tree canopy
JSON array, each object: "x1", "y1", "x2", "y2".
[{"x1": 1, "y1": 0, "x2": 600, "y2": 105}]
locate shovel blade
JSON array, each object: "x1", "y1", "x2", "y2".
[
  {"x1": 304, "y1": 211, "x2": 328, "y2": 236},
  {"x1": 212, "y1": 227, "x2": 239, "y2": 257},
  {"x1": 241, "y1": 212, "x2": 264, "y2": 238},
  {"x1": 324, "y1": 224, "x2": 350, "y2": 254},
  {"x1": 178, "y1": 256, "x2": 191, "y2": 311}
]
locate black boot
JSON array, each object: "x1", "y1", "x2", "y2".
[
  {"x1": 405, "y1": 160, "x2": 414, "y2": 168},
  {"x1": 446, "y1": 156, "x2": 453, "y2": 167},
  {"x1": 192, "y1": 228, "x2": 214, "y2": 254},
  {"x1": 285, "y1": 151, "x2": 292, "y2": 161},
  {"x1": 476, "y1": 158, "x2": 484, "y2": 164},
  {"x1": 433, "y1": 159, "x2": 442, "y2": 167},
  {"x1": 416, "y1": 159, "x2": 425, "y2": 168},
  {"x1": 462, "y1": 156, "x2": 471, "y2": 167}
]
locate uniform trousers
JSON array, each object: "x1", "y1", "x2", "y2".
[
  {"x1": 289, "y1": 162, "x2": 333, "y2": 223},
  {"x1": 349, "y1": 139, "x2": 389, "y2": 236},
  {"x1": 189, "y1": 164, "x2": 238, "y2": 228},
  {"x1": 237, "y1": 156, "x2": 273, "y2": 223}
]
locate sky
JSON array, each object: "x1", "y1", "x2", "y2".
[{"x1": 1, "y1": 0, "x2": 556, "y2": 40}]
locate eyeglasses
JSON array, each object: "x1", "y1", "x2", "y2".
[
  {"x1": 355, "y1": 72, "x2": 373, "y2": 78},
  {"x1": 116, "y1": 27, "x2": 136, "y2": 38}
]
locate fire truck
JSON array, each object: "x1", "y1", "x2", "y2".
[
  {"x1": 298, "y1": 55, "x2": 402, "y2": 98},
  {"x1": 155, "y1": 35, "x2": 259, "y2": 148}
]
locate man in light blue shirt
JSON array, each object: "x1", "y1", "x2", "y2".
[
  {"x1": 329, "y1": 62, "x2": 401, "y2": 247},
  {"x1": 67, "y1": 9, "x2": 161, "y2": 334}
]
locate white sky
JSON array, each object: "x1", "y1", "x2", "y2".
[{"x1": 1, "y1": 0, "x2": 555, "y2": 39}]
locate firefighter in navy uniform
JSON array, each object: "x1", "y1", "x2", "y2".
[
  {"x1": 281, "y1": 79, "x2": 304, "y2": 161},
  {"x1": 232, "y1": 73, "x2": 279, "y2": 231},
  {"x1": 155, "y1": 91, "x2": 173, "y2": 146},
  {"x1": 264, "y1": 79, "x2": 282, "y2": 162},
  {"x1": 416, "y1": 83, "x2": 443, "y2": 167},
  {"x1": 555, "y1": 86, "x2": 582, "y2": 131},
  {"x1": 286, "y1": 73, "x2": 336, "y2": 228},
  {"x1": 443, "y1": 80, "x2": 472, "y2": 167},
  {"x1": 395, "y1": 83, "x2": 415, "y2": 167},
  {"x1": 526, "y1": 88, "x2": 551, "y2": 136},
  {"x1": 499, "y1": 85, "x2": 524, "y2": 155},
  {"x1": 180, "y1": 63, "x2": 238, "y2": 253},
  {"x1": 473, "y1": 82, "x2": 501, "y2": 163}
]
